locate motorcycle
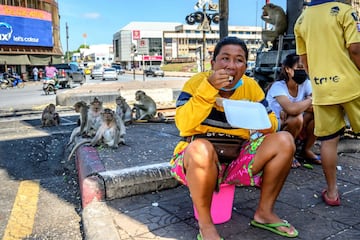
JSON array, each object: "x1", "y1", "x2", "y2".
[
  {"x1": 0, "y1": 73, "x2": 25, "y2": 89},
  {"x1": 42, "y1": 77, "x2": 58, "y2": 95}
]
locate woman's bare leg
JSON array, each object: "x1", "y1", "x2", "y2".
[
  {"x1": 302, "y1": 115, "x2": 318, "y2": 160},
  {"x1": 184, "y1": 139, "x2": 221, "y2": 240}
]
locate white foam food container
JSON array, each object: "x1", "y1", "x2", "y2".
[{"x1": 221, "y1": 99, "x2": 271, "y2": 130}]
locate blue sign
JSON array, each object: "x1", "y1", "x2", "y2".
[{"x1": 0, "y1": 15, "x2": 53, "y2": 47}]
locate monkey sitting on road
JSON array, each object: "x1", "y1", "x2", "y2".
[
  {"x1": 261, "y1": 3, "x2": 287, "y2": 48},
  {"x1": 115, "y1": 95, "x2": 133, "y2": 125},
  {"x1": 67, "y1": 108, "x2": 126, "y2": 161},
  {"x1": 132, "y1": 90, "x2": 157, "y2": 120},
  {"x1": 41, "y1": 103, "x2": 60, "y2": 127},
  {"x1": 67, "y1": 101, "x2": 89, "y2": 147}
]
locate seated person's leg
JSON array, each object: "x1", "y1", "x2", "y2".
[
  {"x1": 183, "y1": 139, "x2": 222, "y2": 240},
  {"x1": 301, "y1": 112, "x2": 321, "y2": 164},
  {"x1": 251, "y1": 131, "x2": 298, "y2": 237}
]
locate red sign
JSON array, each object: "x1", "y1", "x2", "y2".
[
  {"x1": 132, "y1": 30, "x2": 140, "y2": 40},
  {"x1": 142, "y1": 55, "x2": 163, "y2": 61}
]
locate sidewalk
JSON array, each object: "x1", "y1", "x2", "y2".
[{"x1": 65, "y1": 77, "x2": 360, "y2": 240}]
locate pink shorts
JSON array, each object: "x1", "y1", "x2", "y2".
[{"x1": 170, "y1": 136, "x2": 265, "y2": 188}]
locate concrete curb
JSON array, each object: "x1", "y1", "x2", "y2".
[
  {"x1": 77, "y1": 147, "x2": 179, "y2": 240},
  {"x1": 76, "y1": 145, "x2": 106, "y2": 208},
  {"x1": 100, "y1": 163, "x2": 179, "y2": 200}
]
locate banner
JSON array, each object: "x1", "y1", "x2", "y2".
[{"x1": 0, "y1": 5, "x2": 53, "y2": 47}]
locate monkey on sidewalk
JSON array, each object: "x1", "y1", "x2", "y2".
[
  {"x1": 67, "y1": 108, "x2": 126, "y2": 161},
  {"x1": 115, "y1": 95, "x2": 133, "y2": 125},
  {"x1": 132, "y1": 90, "x2": 157, "y2": 120},
  {"x1": 41, "y1": 103, "x2": 60, "y2": 127},
  {"x1": 85, "y1": 97, "x2": 104, "y2": 137},
  {"x1": 67, "y1": 101, "x2": 89, "y2": 147}
]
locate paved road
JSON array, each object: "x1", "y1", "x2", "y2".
[{"x1": 0, "y1": 114, "x2": 83, "y2": 239}]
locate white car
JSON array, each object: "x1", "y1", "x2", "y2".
[{"x1": 102, "y1": 67, "x2": 118, "y2": 81}]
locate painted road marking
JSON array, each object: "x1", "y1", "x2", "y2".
[{"x1": 2, "y1": 180, "x2": 40, "y2": 240}]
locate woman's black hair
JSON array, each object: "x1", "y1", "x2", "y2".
[
  {"x1": 277, "y1": 52, "x2": 299, "y2": 82},
  {"x1": 212, "y1": 36, "x2": 248, "y2": 61}
]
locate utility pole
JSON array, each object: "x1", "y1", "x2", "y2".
[
  {"x1": 219, "y1": 0, "x2": 228, "y2": 40},
  {"x1": 202, "y1": 4, "x2": 206, "y2": 72},
  {"x1": 66, "y1": 22, "x2": 69, "y2": 63}
]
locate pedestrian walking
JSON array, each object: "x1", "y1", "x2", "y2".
[
  {"x1": 32, "y1": 66, "x2": 39, "y2": 81},
  {"x1": 294, "y1": 0, "x2": 360, "y2": 206}
]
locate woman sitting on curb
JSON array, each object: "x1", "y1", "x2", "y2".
[
  {"x1": 170, "y1": 37, "x2": 298, "y2": 240},
  {"x1": 266, "y1": 53, "x2": 320, "y2": 168}
]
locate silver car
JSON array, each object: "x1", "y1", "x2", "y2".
[
  {"x1": 90, "y1": 65, "x2": 104, "y2": 79},
  {"x1": 102, "y1": 67, "x2": 118, "y2": 81}
]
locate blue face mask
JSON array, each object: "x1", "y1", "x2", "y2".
[{"x1": 220, "y1": 78, "x2": 243, "y2": 91}]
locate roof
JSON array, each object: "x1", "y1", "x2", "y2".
[{"x1": 121, "y1": 22, "x2": 182, "y2": 31}]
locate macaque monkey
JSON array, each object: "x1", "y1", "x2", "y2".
[
  {"x1": 67, "y1": 108, "x2": 126, "y2": 161},
  {"x1": 115, "y1": 95, "x2": 133, "y2": 125},
  {"x1": 132, "y1": 90, "x2": 157, "y2": 120},
  {"x1": 67, "y1": 101, "x2": 89, "y2": 146},
  {"x1": 261, "y1": 3, "x2": 287, "y2": 48},
  {"x1": 85, "y1": 97, "x2": 104, "y2": 137},
  {"x1": 41, "y1": 103, "x2": 60, "y2": 127}
]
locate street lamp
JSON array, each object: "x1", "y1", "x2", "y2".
[
  {"x1": 185, "y1": 2, "x2": 219, "y2": 72},
  {"x1": 130, "y1": 53, "x2": 135, "y2": 80}
]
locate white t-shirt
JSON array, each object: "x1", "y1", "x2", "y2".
[{"x1": 266, "y1": 79, "x2": 312, "y2": 119}]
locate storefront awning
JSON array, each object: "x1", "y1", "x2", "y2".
[
  {"x1": 0, "y1": 55, "x2": 31, "y2": 65},
  {"x1": 28, "y1": 55, "x2": 51, "y2": 65},
  {"x1": 51, "y1": 55, "x2": 63, "y2": 64}
]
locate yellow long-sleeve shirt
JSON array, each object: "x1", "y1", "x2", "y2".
[{"x1": 173, "y1": 72, "x2": 278, "y2": 154}]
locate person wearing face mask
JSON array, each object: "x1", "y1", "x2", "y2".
[
  {"x1": 266, "y1": 53, "x2": 319, "y2": 168},
  {"x1": 170, "y1": 37, "x2": 298, "y2": 239}
]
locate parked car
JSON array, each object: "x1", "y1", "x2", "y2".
[
  {"x1": 144, "y1": 66, "x2": 164, "y2": 77},
  {"x1": 90, "y1": 65, "x2": 104, "y2": 79},
  {"x1": 102, "y1": 67, "x2": 118, "y2": 81},
  {"x1": 52, "y1": 62, "x2": 85, "y2": 88},
  {"x1": 111, "y1": 65, "x2": 125, "y2": 75}
]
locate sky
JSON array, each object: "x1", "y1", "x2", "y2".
[{"x1": 58, "y1": 0, "x2": 286, "y2": 51}]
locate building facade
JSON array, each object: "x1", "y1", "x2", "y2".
[
  {"x1": 112, "y1": 21, "x2": 262, "y2": 70},
  {"x1": 0, "y1": 0, "x2": 62, "y2": 79}
]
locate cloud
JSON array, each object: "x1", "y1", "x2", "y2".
[{"x1": 82, "y1": 13, "x2": 101, "y2": 19}]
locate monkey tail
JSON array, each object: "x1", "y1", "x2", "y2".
[{"x1": 67, "y1": 139, "x2": 92, "y2": 161}]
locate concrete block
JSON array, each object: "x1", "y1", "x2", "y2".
[{"x1": 56, "y1": 88, "x2": 173, "y2": 106}]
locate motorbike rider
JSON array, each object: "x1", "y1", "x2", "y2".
[
  {"x1": 3, "y1": 70, "x2": 20, "y2": 87},
  {"x1": 45, "y1": 62, "x2": 59, "y2": 88}
]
